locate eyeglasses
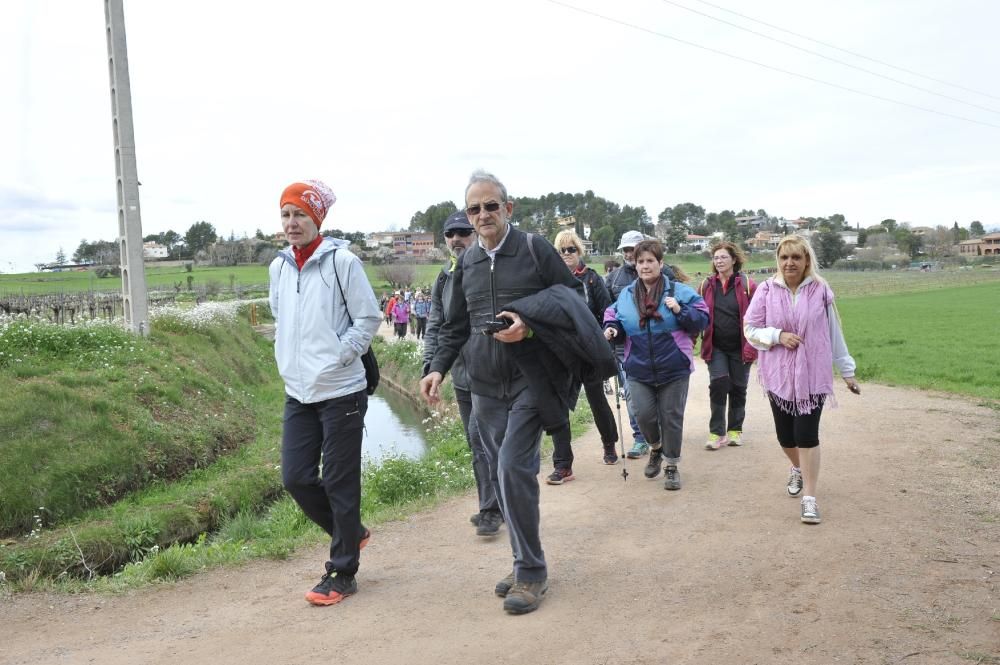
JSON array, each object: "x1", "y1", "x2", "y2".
[
  {"x1": 444, "y1": 228, "x2": 473, "y2": 239},
  {"x1": 559, "y1": 246, "x2": 578, "y2": 255},
  {"x1": 465, "y1": 201, "x2": 502, "y2": 216}
]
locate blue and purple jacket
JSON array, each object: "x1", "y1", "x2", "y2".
[{"x1": 604, "y1": 279, "x2": 709, "y2": 386}]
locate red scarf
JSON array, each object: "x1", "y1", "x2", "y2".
[
  {"x1": 573, "y1": 262, "x2": 587, "y2": 277},
  {"x1": 292, "y1": 236, "x2": 322, "y2": 270},
  {"x1": 634, "y1": 275, "x2": 665, "y2": 329}
]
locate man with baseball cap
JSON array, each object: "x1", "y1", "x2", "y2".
[
  {"x1": 422, "y1": 211, "x2": 503, "y2": 536},
  {"x1": 605, "y1": 230, "x2": 676, "y2": 459}
]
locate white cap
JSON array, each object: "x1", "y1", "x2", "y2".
[{"x1": 618, "y1": 230, "x2": 645, "y2": 249}]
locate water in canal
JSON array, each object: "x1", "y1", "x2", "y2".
[{"x1": 362, "y1": 388, "x2": 428, "y2": 462}]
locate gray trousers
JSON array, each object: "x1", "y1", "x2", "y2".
[
  {"x1": 707, "y1": 349, "x2": 751, "y2": 436},
  {"x1": 472, "y1": 388, "x2": 547, "y2": 583},
  {"x1": 455, "y1": 387, "x2": 499, "y2": 514},
  {"x1": 627, "y1": 375, "x2": 690, "y2": 463}
]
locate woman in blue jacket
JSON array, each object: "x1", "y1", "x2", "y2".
[{"x1": 604, "y1": 239, "x2": 709, "y2": 490}]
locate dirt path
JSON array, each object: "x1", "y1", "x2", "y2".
[{"x1": 3, "y1": 337, "x2": 997, "y2": 664}]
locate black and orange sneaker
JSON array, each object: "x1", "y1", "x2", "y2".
[
  {"x1": 305, "y1": 573, "x2": 357, "y2": 606},
  {"x1": 359, "y1": 527, "x2": 371, "y2": 551}
]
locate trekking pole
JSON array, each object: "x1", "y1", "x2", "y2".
[{"x1": 610, "y1": 343, "x2": 628, "y2": 483}]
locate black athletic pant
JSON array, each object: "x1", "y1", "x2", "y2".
[{"x1": 281, "y1": 390, "x2": 367, "y2": 575}]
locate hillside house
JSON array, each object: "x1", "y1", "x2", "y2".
[{"x1": 142, "y1": 242, "x2": 168, "y2": 259}]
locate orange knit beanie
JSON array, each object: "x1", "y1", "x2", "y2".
[{"x1": 280, "y1": 180, "x2": 337, "y2": 228}]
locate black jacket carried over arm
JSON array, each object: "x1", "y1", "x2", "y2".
[
  {"x1": 428, "y1": 227, "x2": 584, "y2": 400},
  {"x1": 504, "y1": 284, "x2": 618, "y2": 431}
]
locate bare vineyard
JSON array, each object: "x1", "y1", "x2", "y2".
[{"x1": 0, "y1": 290, "x2": 180, "y2": 325}]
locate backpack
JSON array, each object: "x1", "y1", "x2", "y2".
[{"x1": 330, "y1": 249, "x2": 379, "y2": 396}]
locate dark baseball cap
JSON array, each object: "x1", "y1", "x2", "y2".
[{"x1": 443, "y1": 210, "x2": 474, "y2": 233}]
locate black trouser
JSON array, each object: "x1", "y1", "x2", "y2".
[
  {"x1": 393, "y1": 322, "x2": 407, "y2": 338},
  {"x1": 414, "y1": 316, "x2": 427, "y2": 339},
  {"x1": 281, "y1": 391, "x2": 367, "y2": 576},
  {"x1": 550, "y1": 422, "x2": 574, "y2": 470},
  {"x1": 707, "y1": 349, "x2": 751, "y2": 436},
  {"x1": 768, "y1": 394, "x2": 824, "y2": 448},
  {"x1": 551, "y1": 379, "x2": 619, "y2": 470},
  {"x1": 582, "y1": 378, "x2": 619, "y2": 446}
]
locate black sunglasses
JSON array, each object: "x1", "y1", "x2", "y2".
[
  {"x1": 444, "y1": 228, "x2": 473, "y2": 238},
  {"x1": 559, "y1": 246, "x2": 579, "y2": 255},
  {"x1": 466, "y1": 201, "x2": 502, "y2": 216}
]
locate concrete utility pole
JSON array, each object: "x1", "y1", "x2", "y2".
[{"x1": 105, "y1": 0, "x2": 149, "y2": 335}]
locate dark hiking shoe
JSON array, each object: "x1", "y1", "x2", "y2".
[
  {"x1": 602, "y1": 443, "x2": 619, "y2": 465},
  {"x1": 545, "y1": 468, "x2": 575, "y2": 485},
  {"x1": 663, "y1": 465, "x2": 682, "y2": 490},
  {"x1": 644, "y1": 447, "x2": 664, "y2": 479},
  {"x1": 359, "y1": 527, "x2": 371, "y2": 551},
  {"x1": 305, "y1": 573, "x2": 357, "y2": 606},
  {"x1": 476, "y1": 510, "x2": 503, "y2": 537},
  {"x1": 494, "y1": 571, "x2": 515, "y2": 597},
  {"x1": 470, "y1": 512, "x2": 481, "y2": 526},
  {"x1": 503, "y1": 579, "x2": 548, "y2": 614}
]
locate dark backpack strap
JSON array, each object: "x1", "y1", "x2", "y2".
[
  {"x1": 524, "y1": 232, "x2": 542, "y2": 278},
  {"x1": 329, "y1": 248, "x2": 354, "y2": 326}
]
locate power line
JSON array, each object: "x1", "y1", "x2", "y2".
[
  {"x1": 658, "y1": 0, "x2": 1000, "y2": 116},
  {"x1": 543, "y1": 0, "x2": 1000, "y2": 130},
  {"x1": 690, "y1": 0, "x2": 1000, "y2": 102}
]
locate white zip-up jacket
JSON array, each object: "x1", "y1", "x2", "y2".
[{"x1": 268, "y1": 238, "x2": 381, "y2": 404}]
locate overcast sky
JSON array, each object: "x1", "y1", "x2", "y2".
[{"x1": 1, "y1": 0, "x2": 997, "y2": 272}]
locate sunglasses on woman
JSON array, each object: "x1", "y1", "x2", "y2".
[
  {"x1": 465, "y1": 201, "x2": 502, "y2": 216},
  {"x1": 559, "y1": 246, "x2": 578, "y2": 255},
  {"x1": 444, "y1": 228, "x2": 474, "y2": 238}
]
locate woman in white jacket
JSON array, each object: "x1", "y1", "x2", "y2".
[{"x1": 269, "y1": 180, "x2": 381, "y2": 606}]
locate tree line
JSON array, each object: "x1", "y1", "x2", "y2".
[
  {"x1": 407, "y1": 191, "x2": 989, "y2": 267},
  {"x1": 65, "y1": 221, "x2": 368, "y2": 269}
]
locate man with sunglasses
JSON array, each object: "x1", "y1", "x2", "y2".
[
  {"x1": 422, "y1": 210, "x2": 503, "y2": 537},
  {"x1": 606, "y1": 231, "x2": 677, "y2": 460},
  {"x1": 420, "y1": 170, "x2": 584, "y2": 615}
]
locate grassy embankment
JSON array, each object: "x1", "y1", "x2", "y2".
[{"x1": 0, "y1": 303, "x2": 591, "y2": 592}]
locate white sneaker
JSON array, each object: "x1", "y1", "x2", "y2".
[
  {"x1": 801, "y1": 496, "x2": 821, "y2": 524},
  {"x1": 705, "y1": 433, "x2": 727, "y2": 450},
  {"x1": 786, "y1": 468, "x2": 803, "y2": 497}
]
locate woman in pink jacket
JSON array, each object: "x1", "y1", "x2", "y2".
[
  {"x1": 744, "y1": 236, "x2": 861, "y2": 525},
  {"x1": 391, "y1": 298, "x2": 410, "y2": 339}
]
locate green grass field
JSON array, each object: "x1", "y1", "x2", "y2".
[
  {"x1": 2, "y1": 253, "x2": 992, "y2": 298},
  {"x1": 838, "y1": 282, "x2": 1000, "y2": 401}
]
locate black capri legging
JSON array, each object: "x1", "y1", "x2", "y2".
[{"x1": 768, "y1": 394, "x2": 824, "y2": 448}]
